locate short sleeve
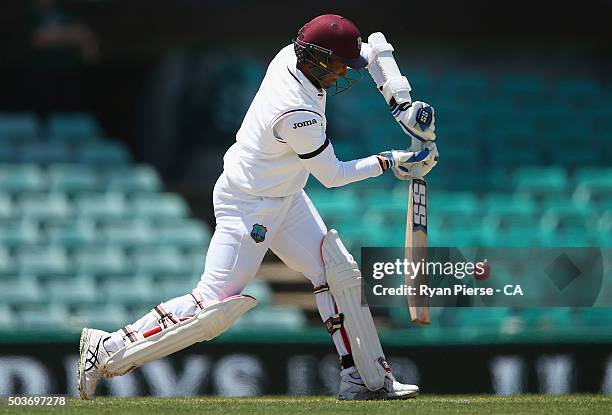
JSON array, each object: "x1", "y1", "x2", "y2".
[{"x1": 273, "y1": 110, "x2": 329, "y2": 159}]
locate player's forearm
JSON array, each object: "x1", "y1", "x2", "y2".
[
  {"x1": 302, "y1": 146, "x2": 382, "y2": 188},
  {"x1": 316, "y1": 156, "x2": 382, "y2": 188}
]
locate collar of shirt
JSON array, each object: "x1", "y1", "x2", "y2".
[{"x1": 288, "y1": 65, "x2": 325, "y2": 100}]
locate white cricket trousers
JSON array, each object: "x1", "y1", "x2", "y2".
[{"x1": 105, "y1": 173, "x2": 351, "y2": 358}]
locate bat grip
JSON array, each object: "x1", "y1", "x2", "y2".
[{"x1": 411, "y1": 136, "x2": 423, "y2": 152}]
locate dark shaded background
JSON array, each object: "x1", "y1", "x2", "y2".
[{"x1": 1, "y1": 1, "x2": 611, "y2": 224}]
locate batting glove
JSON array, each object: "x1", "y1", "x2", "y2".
[
  {"x1": 391, "y1": 101, "x2": 436, "y2": 143},
  {"x1": 381, "y1": 142, "x2": 438, "y2": 180}
]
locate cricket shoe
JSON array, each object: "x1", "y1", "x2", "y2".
[
  {"x1": 338, "y1": 371, "x2": 419, "y2": 400},
  {"x1": 78, "y1": 328, "x2": 112, "y2": 400}
]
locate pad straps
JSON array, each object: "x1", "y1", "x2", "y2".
[
  {"x1": 313, "y1": 283, "x2": 330, "y2": 295},
  {"x1": 324, "y1": 313, "x2": 345, "y2": 335},
  {"x1": 121, "y1": 324, "x2": 144, "y2": 344},
  {"x1": 152, "y1": 304, "x2": 179, "y2": 329},
  {"x1": 313, "y1": 282, "x2": 356, "y2": 370},
  {"x1": 340, "y1": 354, "x2": 355, "y2": 370},
  {"x1": 190, "y1": 291, "x2": 206, "y2": 311}
]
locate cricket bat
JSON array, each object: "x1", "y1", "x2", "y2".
[{"x1": 367, "y1": 32, "x2": 432, "y2": 324}]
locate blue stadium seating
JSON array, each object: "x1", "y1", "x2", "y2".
[
  {"x1": 46, "y1": 112, "x2": 101, "y2": 141},
  {"x1": 0, "y1": 164, "x2": 46, "y2": 193},
  {"x1": 76, "y1": 141, "x2": 131, "y2": 166},
  {"x1": 0, "y1": 113, "x2": 39, "y2": 142},
  {"x1": 48, "y1": 164, "x2": 100, "y2": 193},
  {"x1": 2, "y1": 66, "x2": 611, "y2": 336}
]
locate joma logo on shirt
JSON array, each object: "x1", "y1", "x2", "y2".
[{"x1": 293, "y1": 119, "x2": 317, "y2": 129}]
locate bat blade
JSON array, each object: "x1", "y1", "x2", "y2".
[{"x1": 405, "y1": 176, "x2": 431, "y2": 325}]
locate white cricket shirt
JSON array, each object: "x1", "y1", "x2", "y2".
[{"x1": 223, "y1": 44, "x2": 383, "y2": 197}]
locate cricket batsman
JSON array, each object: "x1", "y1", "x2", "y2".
[{"x1": 78, "y1": 14, "x2": 438, "y2": 400}]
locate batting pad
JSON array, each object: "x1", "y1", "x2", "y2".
[
  {"x1": 104, "y1": 295, "x2": 257, "y2": 377},
  {"x1": 322, "y1": 229, "x2": 387, "y2": 391}
]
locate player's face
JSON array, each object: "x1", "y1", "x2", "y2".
[{"x1": 319, "y1": 59, "x2": 348, "y2": 89}]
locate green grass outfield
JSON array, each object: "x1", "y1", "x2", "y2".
[{"x1": 1, "y1": 395, "x2": 612, "y2": 415}]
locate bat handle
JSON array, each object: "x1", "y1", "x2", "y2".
[
  {"x1": 410, "y1": 136, "x2": 424, "y2": 181},
  {"x1": 411, "y1": 136, "x2": 423, "y2": 153}
]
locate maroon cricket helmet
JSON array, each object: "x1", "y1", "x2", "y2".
[{"x1": 295, "y1": 14, "x2": 367, "y2": 70}]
